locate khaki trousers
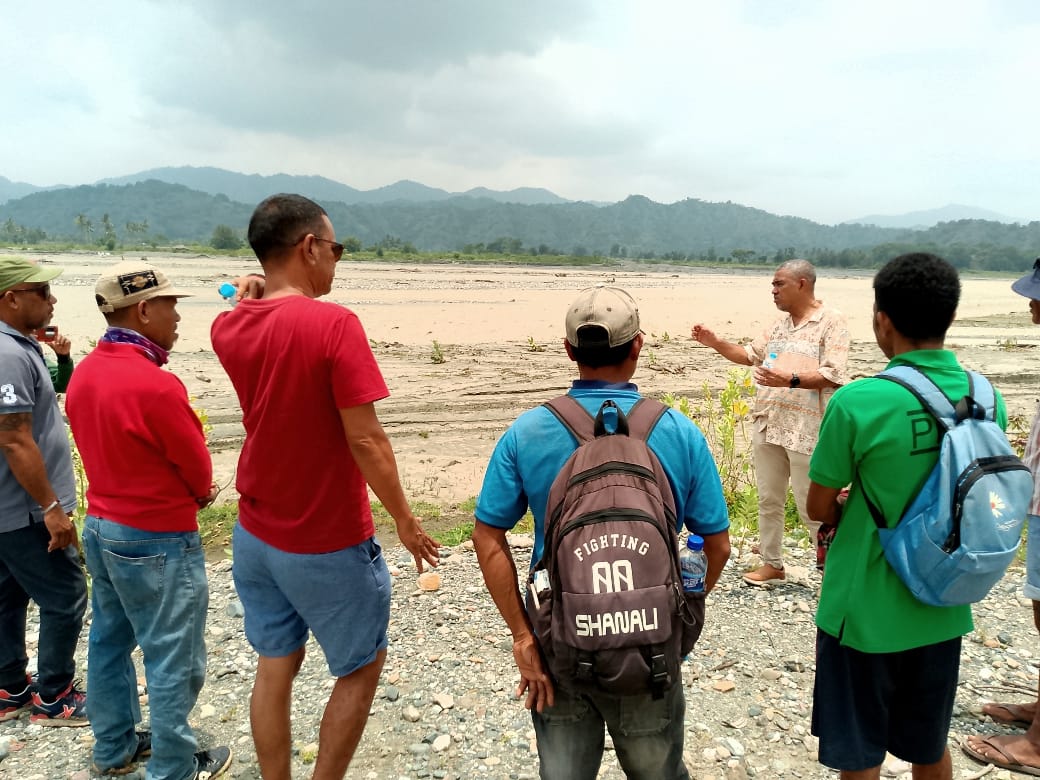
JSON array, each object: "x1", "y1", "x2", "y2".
[{"x1": 752, "y1": 426, "x2": 818, "y2": 568}]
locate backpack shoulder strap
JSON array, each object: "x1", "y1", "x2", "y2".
[
  {"x1": 543, "y1": 395, "x2": 596, "y2": 444},
  {"x1": 855, "y1": 471, "x2": 889, "y2": 531},
  {"x1": 875, "y1": 365, "x2": 956, "y2": 432},
  {"x1": 962, "y1": 371, "x2": 996, "y2": 422},
  {"x1": 623, "y1": 398, "x2": 670, "y2": 443}
]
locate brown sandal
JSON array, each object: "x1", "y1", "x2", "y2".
[
  {"x1": 982, "y1": 702, "x2": 1036, "y2": 727},
  {"x1": 962, "y1": 735, "x2": 1040, "y2": 776}
]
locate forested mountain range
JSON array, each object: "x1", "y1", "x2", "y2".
[
  {"x1": 3, "y1": 167, "x2": 569, "y2": 208},
  {"x1": 1, "y1": 178, "x2": 1038, "y2": 270},
  {"x1": 99, "y1": 166, "x2": 570, "y2": 207}
]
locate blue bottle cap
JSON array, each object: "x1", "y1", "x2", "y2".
[
  {"x1": 218, "y1": 282, "x2": 236, "y2": 298},
  {"x1": 686, "y1": 534, "x2": 704, "y2": 551}
]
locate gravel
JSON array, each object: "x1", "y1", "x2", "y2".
[{"x1": 0, "y1": 533, "x2": 1036, "y2": 780}]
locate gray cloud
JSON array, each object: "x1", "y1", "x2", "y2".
[
  {"x1": 153, "y1": 0, "x2": 594, "y2": 72},
  {"x1": 130, "y1": 1, "x2": 643, "y2": 169},
  {"x1": 3, "y1": 1, "x2": 1039, "y2": 223}
]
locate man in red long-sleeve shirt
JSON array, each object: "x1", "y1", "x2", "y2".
[{"x1": 65, "y1": 261, "x2": 231, "y2": 780}]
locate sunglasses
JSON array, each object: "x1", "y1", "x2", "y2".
[
  {"x1": 8, "y1": 284, "x2": 51, "y2": 300},
  {"x1": 295, "y1": 234, "x2": 344, "y2": 261},
  {"x1": 312, "y1": 236, "x2": 345, "y2": 261}
]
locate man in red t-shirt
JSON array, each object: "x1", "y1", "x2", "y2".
[
  {"x1": 212, "y1": 193, "x2": 439, "y2": 780},
  {"x1": 66, "y1": 261, "x2": 231, "y2": 780}
]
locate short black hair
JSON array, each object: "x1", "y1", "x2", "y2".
[
  {"x1": 247, "y1": 193, "x2": 328, "y2": 261},
  {"x1": 569, "y1": 325, "x2": 636, "y2": 368},
  {"x1": 874, "y1": 253, "x2": 960, "y2": 340}
]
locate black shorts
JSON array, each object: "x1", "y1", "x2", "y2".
[{"x1": 811, "y1": 629, "x2": 960, "y2": 771}]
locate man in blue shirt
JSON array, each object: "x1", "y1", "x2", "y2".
[{"x1": 473, "y1": 286, "x2": 730, "y2": 780}]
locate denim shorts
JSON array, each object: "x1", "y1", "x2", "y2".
[
  {"x1": 1024, "y1": 514, "x2": 1040, "y2": 601},
  {"x1": 232, "y1": 523, "x2": 391, "y2": 677}
]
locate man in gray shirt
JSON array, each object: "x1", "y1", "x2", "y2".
[{"x1": 0, "y1": 256, "x2": 87, "y2": 726}]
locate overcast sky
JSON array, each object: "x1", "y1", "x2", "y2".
[{"x1": 2, "y1": 1, "x2": 1037, "y2": 224}]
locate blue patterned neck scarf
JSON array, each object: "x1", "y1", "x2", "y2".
[{"x1": 100, "y1": 327, "x2": 169, "y2": 366}]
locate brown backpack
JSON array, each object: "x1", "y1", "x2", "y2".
[{"x1": 526, "y1": 396, "x2": 705, "y2": 698}]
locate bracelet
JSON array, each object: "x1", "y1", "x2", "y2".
[{"x1": 42, "y1": 500, "x2": 60, "y2": 513}]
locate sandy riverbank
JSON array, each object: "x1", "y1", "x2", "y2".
[{"x1": 15, "y1": 250, "x2": 1038, "y2": 515}]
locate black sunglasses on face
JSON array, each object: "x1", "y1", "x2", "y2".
[
  {"x1": 311, "y1": 236, "x2": 345, "y2": 261},
  {"x1": 294, "y1": 233, "x2": 344, "y2": 261},
  {"x1": 8, "y1": 284, "x2": 51, "y2": 300}
]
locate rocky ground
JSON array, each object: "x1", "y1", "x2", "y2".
[{"x1": 1, "y1": 532, "x2": 1037, "y2": 780}]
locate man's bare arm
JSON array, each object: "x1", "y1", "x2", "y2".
[
  {"x1": 0, "y1": 412, "x2": 75, "y2": 550},
  {"x1": 700, "y1": 530, "x2": 731, "y2": 593},
  {"x1": 339, "y1": 403, "x2": 439, "y2": 570},
  {"x1": 753, "y1": 366, "x2": 840, "y2": 390},
  {"x1": 691, "y1": 324, "x2": 752, "y2": 366},
  {"x1": 808, "y1": 481, "x2": 843, "y2": 527},
  {"x1": 472, "y1": 520, "x2": 555, "y2": 712}
]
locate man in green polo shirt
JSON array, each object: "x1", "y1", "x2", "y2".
[{"x1": 806, "y1": 253, "x2": 997, "y2": 779}]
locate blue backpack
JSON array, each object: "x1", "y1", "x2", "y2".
[{"x1": 859, "y1": 366, "x2": 1033, "y2": 607}]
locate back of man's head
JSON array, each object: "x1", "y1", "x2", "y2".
[
  {"x1": 874, "y1": 253, "x2": 960, "y2": 341},
  {"x1": 565, "y1": 286, "x2": 641, "y2": 368},
  {"x1": 248, "y1": 194, "x2": 328, "y2": 262}
]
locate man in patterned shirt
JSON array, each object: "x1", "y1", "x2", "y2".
[{"x1": 692, "y1": 259, "x2": 849, "y2": 585}]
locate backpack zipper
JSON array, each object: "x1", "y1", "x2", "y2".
[{"x1": 566, "y1": 461, "x2": 657, "y2": 488}]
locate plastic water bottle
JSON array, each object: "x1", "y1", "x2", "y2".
[
  {"x1": 680, "y1": 534, "x2": 707, "y2": 593},
  {"x1": 758, "y1": 351, "x2": 778, "y2": 386},
  {"x1": 218, "y1": 282, "x2": 237, "y2": 307}
]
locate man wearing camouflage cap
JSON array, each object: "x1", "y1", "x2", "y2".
[{"x1": 66, "y1": 260, "x2": 230, "y2": 779}]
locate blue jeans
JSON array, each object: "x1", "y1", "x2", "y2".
[
  {"x1": 532, "y1": 681, "x2": 690, "y2": 780},
  {"x1": 83, "y1": 516, "x2": 208, "y2": 780},
  {"x1": 0, "y1": 521, "x2": 86, "y2": 698}
]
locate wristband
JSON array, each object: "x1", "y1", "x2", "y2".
[{"x1": 42, "y1": 499, "x2": 60, "y2": 513}]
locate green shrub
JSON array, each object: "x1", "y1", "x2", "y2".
[{"x1": 664, "y1": 369, "x2": 759, "y2": 547}]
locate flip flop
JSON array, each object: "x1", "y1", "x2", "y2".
[
  {"x1": 961, "y1": 734, "x2": 1040, "y2": 776},
  {"x1": 983, "y1": 702, "x2": 1036, "y2": 727}
]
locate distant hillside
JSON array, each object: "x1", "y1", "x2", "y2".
[
  {"x1": 315, "y1": 195, "x2": 902, "y2": 255},
  {"x1": 0, "y1": 175, "x2": 50, "y2": 205},
  {"x1": 0, "y1": 181, "x2": 896, "y2": 251},
  {"x1": 95, "y1": 166, "x2": 571, "y2": 206},
  {"x1": 0, "y1": 181, "x2": 252, "y2": 242},
  {"x1": 4, "y1": 181, "x2": 1039, "y2": 268},
  {"x1": 462, "y1": 186, "x2": 570, "y2": 205},
  {"x1": 846, "y1": 203, "x2": 1023, "y2": 228},
  {"x1": 97, "y1": 167, "x2": 364, "y2": 208}
]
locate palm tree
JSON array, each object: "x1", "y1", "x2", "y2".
[{"x1": 74, "y1": 214, "x2": 93, "y2": 243}]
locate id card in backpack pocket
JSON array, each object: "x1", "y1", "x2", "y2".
[{"x1": 526, "y1": 567, "x2": 555, "y2": 650}]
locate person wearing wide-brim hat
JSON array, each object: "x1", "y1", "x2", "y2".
[
  {"x1": 1013, "y1": 257, "x2": 1040, "y2": 320},
  {"x1": 964, "y1": 257, "x2": 1040, "y2": 773}
]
